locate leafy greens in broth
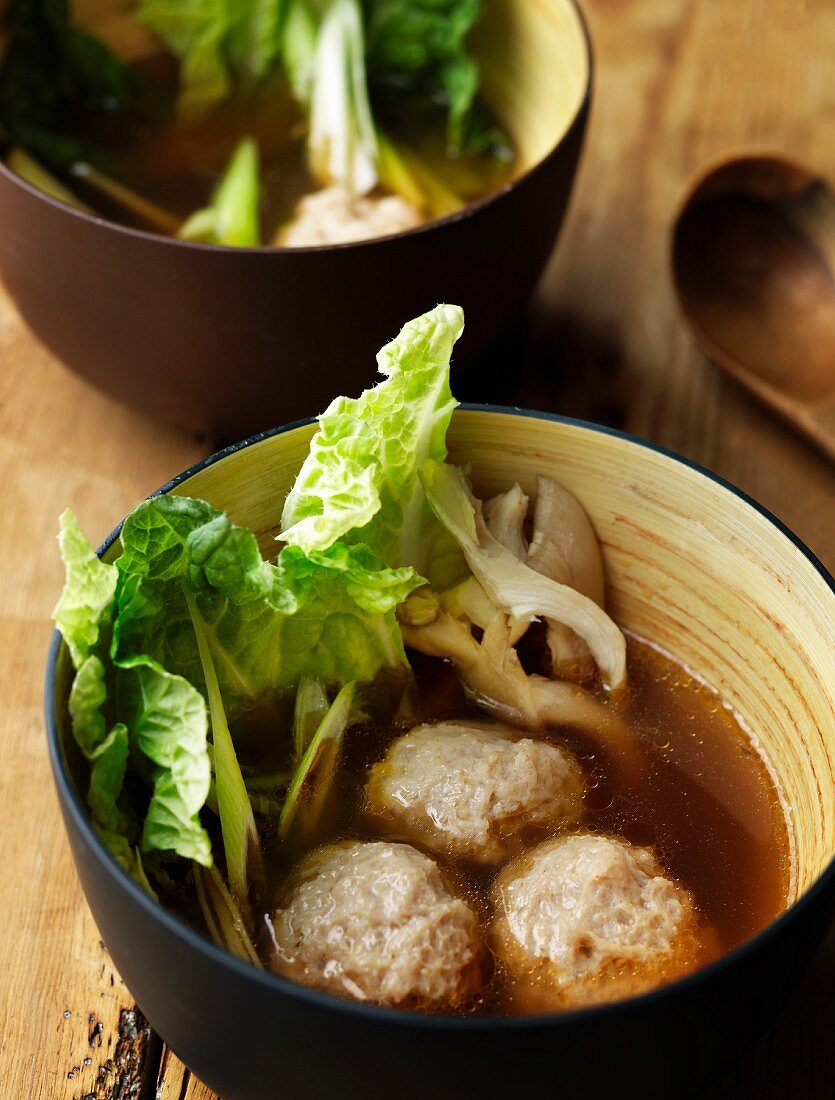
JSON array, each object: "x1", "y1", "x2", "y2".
[{"x1": 0, "y1": 0, "x2": 514, "y2": 244}]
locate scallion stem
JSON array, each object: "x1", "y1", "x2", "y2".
[
  {"x1": 183, "y1": 584, "x2": 260, "y2": 911},
  {"x1": 71, "y1": 161, "x2": 181, "y2": 233}
]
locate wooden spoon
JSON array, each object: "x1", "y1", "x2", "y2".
[{"x1": 672, "y1": 152, "x2": 835, "y2": 462}]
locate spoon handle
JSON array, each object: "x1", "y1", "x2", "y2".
[
  {"x1": 723, "y1": 358, "x2": 835, "y2": 464},
  {"x1": 794, "y1": 403, "x2": 835, "y2": 465}
]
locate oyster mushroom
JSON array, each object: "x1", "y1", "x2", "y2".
[
  {"x1": 420, "y1": 461, "x2": 627, "y2": 692},
  {"x1": 398, "y1": 606, "x2": 637, "y2": 768},
  {"x1": 484, "y1": 484, "x2": 530, "y2": 561},
  {"x1": 526, "y1": 476, "x2": 607, "y2": 680}
]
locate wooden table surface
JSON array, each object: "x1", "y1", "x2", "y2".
[{"x1": 1, "y1": 1, "x2": 834, "y2": 1097}]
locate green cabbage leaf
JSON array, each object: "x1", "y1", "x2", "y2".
[
  {"x1": 138, "y1": 0, "x2": 284, "y2": 115},
  {"x1": 364, "y1": 0, "x2": 483, "y2": 151},
  {"x1": 280, "y1": 303, "x2": 468, "y2": 590},
  {"x1": 113, "y1": 494, "x2": 420, "y2": 702},
  {"x1": 54, "y1": 510, "x2": 212, "y2": 878}
]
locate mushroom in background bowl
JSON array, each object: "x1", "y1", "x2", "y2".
[
  {"x1": 0, "y1": 0, "x2": 591, "y2": 437},
  {"x1": 45, "y1": 305, "x2": 835, "y2": 1100}
]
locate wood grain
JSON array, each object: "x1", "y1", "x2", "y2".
[
  {"x1": 1, "y1": 0, "x2": 833, "y2": 1097},
  {"x1": 0, "y1": 322, "x2": 203, "y2": 1100}
]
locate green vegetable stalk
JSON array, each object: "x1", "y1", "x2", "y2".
[
  {"x1": 6, "y1": 147, "x2": 91, "y2": 210},
  {"x1": 195, "y1": 864, "x2": 262, "y2": 966},
  {"x1": 178, "y1": 137, "x2": 261, "y2": 247},
  {"x1": 295, "y1": 0, "x2": 379, "y2": 192},
  {"x1": 279, "y1": 681, "x2": 356, "y2": 843},
  {"x1": 293, "y1": 673, "x2": 330, "y2": 759},
  {"x1": 183, "y1": 584, "x2": 260, "y2": 907}
]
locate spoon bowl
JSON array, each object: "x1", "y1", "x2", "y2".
[{"x1": 672, "y1": 152, "x2": 835, "y2": 460}]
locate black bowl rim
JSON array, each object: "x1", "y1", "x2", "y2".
[
  {"x1": 45, "y1": 404, "x2": 835, "y2": 1034},
  {"x1": 0, "y1": 1, "x2": 593, "y2": 257}
]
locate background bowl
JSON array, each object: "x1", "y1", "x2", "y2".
[
  {"x1": 46, "y1": 408, "x2": 835, "y2": 1100},
  {"x1": 0, "y1": 0, "x2": 590, "y2": 439}
]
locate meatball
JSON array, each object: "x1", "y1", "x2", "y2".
[
  {"x1": 491, "y1": 834, "x2": 707, "y2": 1010},
  {"x1": 279, "y1": 186, "x2": 422, "y2": 247},
  {"x1": 269, "y1": 840, "x2": 483, "y2": 1008},
  {"x1": 366, "y1": 722, "x2": 583, "y2": 865}
]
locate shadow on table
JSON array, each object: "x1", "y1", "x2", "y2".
[{"x1": 455, "y1": 310, "x2": 627, "y2": 428}]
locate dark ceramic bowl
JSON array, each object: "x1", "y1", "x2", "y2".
[
  {"x1": 46, "y1": 407, "x2": 835, "y2": 1100},
  {"x1": 0, "y1": 0, "x2": 591, "y2": 439}
]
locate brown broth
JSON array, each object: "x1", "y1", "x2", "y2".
[
  {"x1": 593, "y1": 638, "x2": 791, "y2": 953},
  {"x1": 231, "y1": 635, "x2": 790, "y2": 1015}
]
